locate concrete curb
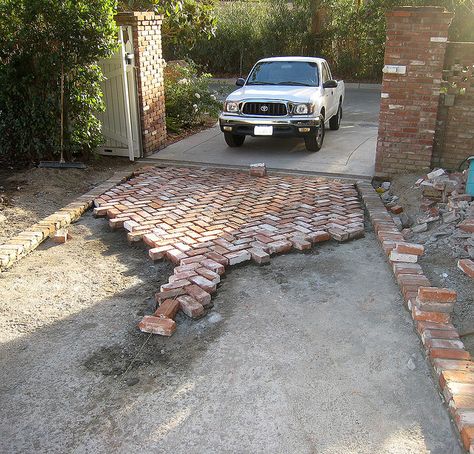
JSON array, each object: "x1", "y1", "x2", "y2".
[
  {"x1": 139, "y1": 158, "x2": 373, "y2": 182},
  {"x1": 0, "y1": 170, "x2": 135, "y2": 272},
  {"x1": 356, "y1": 180, "x2": 473, "y2": 453}
]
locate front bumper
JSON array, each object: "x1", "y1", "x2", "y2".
[{"x1": 219, "y1": 113, "x2": 322, "y2": 137}]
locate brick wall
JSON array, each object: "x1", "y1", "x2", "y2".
[
  {"x1": 375, "y1": 7, "x2": 453, "y2": 178},
  {"x1": 433, "y1": 42, "x2": 474, "y2": 170},
  {"x1": 116, "y1": 12, "x2": 166, "y2": 156}
]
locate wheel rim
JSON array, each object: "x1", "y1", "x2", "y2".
[{"x1": 316, "y1": 123, "x2": 324, "y2": 146}]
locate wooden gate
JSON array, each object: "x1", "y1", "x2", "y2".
[{"x1": 97, "y1": 26, "x2": 141, "y2": 160}]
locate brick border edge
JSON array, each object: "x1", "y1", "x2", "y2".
[
  {"x1": 356, "y1": 180, "x2": 474, "y2": 452},
  {"x1": 0, "y1": 170, "x2": 136, "y2": 272}
]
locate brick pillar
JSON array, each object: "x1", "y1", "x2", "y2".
[
  {"x1": 375, "y1": 7, "x2": 452, "y2": 178},
  {"x1": 116, "y1": 12, "x2": 166, "y2": 156}
]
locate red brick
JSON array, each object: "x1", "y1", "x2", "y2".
[
  {"x1": 306, "y1": 230, "x2": 331, "y2": 243},
  {"x1": 291, "y1": 237, "x2": 311, "y2": 251},
  {"x1": 196, "y1": 267, "x2": 221, "y2": 284},
  {"x1": 226, "y1": 250, "x2": 251, "y2": 265},
  {"x1": 169, "y1": 270, "x2": 197, "y2": 282},
  {"x1": 149, "y1": 245, "x2": 173, "y2": 260},
  {"x1": 189, "y1": 275, "x2": 217, "y2": 293},
  {"x1": 200, "y1": 259, "x2": 225, "y2": 275},
  {"x1": 267, "y1": 240, "x2": 292, "y2": 255},
  {"x1": 390, "y1": 205, "x2": 403, "y2": 214},
  {"x1": 461, "y1": 426, "x2": 474, "y2": 451},
  {"x1": 138, "y1": 316, "x2": 176, "y2": 336},
  {"x1": 249, "y1": 248, "x2": 270, "y2": 265},
  {"x1": 440, "y1": 370, "x2": 474, "y2": 389},
  {"x1": 184, "y1": 284, "x2": 212, "y2": 307},
  {"x1": 432, "y1": 358, "x2": 474, "y2": 374},
  {"x1": 53, "y1": 228, "x2": 70, "y2": 244},
  {"x1": 177, "y1": 295, "x2": 204, "y2": 318},
  {"x1": 425, "y1": 338, "x2": 465, "y2": 351},
  {"x1": 390, "y1": 251, "x2": 418, "y2": 263},
  {"x1": 459, "y1": 220, "x2": 474, "y2": 233},
  {"x1": 154, "y1": 299, "x2": 180, "y2": 319},
  {"x1": 180, "y1": 254, "x2": 206, "y2": 265},
  {"x1": 412, "y1": 306, "x2": 451, "y2": 323},
  {"x1": 165, "y1": 248, "x2": 187, "y2": 265},
  {"x1": 206, "y1": 251, "x2": 229, "y2": 266},
  {"x1": 417, "y1": 287, "x2": 457, "y2": 303},
  {"x1": 160, "y1": 279, "x2": 191, "y2": 292},
  {"x1": 458, "y1": 259, "x2": 474, "y2": 278},
  {"x1": 155, "y1": 287, "x2": 186, "y2": 302},
  {"x1": 394, "y1": 242, "x2": 424, "y2": 256},
  {"x1": 430, "y1": 348, "x2": 471, "y2": 361}
]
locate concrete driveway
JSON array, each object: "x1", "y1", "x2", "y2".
[{"x1": 144, "y1": 86, "x2": 380, "y2": 178}]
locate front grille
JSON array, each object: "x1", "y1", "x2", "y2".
[{"x1": 242, "y1": 102, "x2": 287, "y2": 116}]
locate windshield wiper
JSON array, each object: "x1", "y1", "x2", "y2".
[
  {"x1": 247, "y1": 81, "x2": 278, "y2": 85},
  {"x1": 277, "y1": 81, "x2": 314, "y2": 86}
]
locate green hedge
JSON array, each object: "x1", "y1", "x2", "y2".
[
  {"x1": 165, "y1": 0, "x2": 473, "y2": 82},
  {"x1": 0, "y1": 0, "x2": 117, "y2": 164}
]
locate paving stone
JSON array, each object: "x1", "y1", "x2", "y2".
[
  {"x1": 92, "y1": 167, "x2": 365, "y2": 335},
  {"x1": 154, "y1": 299, "x2": 180, "y2": 320},
  {"x1": 418, "y1": 287, "x2": 457, "y2": 303},
  {"x1": 458, "y1": 259, "x2": 474, "y2": 278},
  {"x1": 177, "y1": 295, "x2": 205, "y2": 318},
  {"x1": 138, "y1": 316, "x2": 176, "y2": 336},
  {"x1": 184, "y1": 284, "x2": 212, "y2": 307}
]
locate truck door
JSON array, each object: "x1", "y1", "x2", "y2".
[{"x1": 321, "y1": 62, "x2": 335, "y2": 120}]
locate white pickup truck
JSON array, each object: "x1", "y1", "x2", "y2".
[{"x1": 219, "y1": 57, "x2": 344, "y2": 152}]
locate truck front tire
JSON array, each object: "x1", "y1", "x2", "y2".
[
  {"x1": 224, "y1": 132, "x2": 245, "y2": 147},
  {"x1": 304, "y1": 120, "x2": 325, "y2": 152}
]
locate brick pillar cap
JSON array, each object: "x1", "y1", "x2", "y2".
[{"x1": 115, "y1": 11, "x2": 163, "y2": 24}]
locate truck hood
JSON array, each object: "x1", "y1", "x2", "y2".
[{"x1": 226, "y1": 85, "x2": 320, "y2": 103}]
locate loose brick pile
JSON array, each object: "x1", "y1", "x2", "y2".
[
  {"x1": 357, "y1": 180, "x2": 474, "y2": 452},
  {"x1": 93, "y1": 166, "x2": 365, "y2": 335}
]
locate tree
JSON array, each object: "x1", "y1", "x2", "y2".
[
  {"x1": 118, "y1": 0, "x2": 217, "y2": 50},
  {"x1": 0, "y1": 0, "x2": 118, "y2": 163}
]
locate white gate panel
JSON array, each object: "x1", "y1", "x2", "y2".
[{"x1": 97, "y1": 26, "x2": 141, "y2": 160}]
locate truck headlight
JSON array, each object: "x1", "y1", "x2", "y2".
[
  {"x1": 225, "y1": 101, "x2": 239, "y2": 113},
  {"x1": 294, "y1": 104, "x2": 312, "y2": 115}
]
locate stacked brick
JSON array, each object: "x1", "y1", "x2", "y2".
[
  {"x1": 357, "y1": 180, "x2": 474, "y2": 452},
  {"x1": 115, "y1": 12, "x2": 166, "y2": 156},
  {"x1": 375, "y1": 7, "x2": 453, "y2": 177},
  {"x1": 93, "y1": 167, "x2": 366, "y2": 334},
  {"x1": 0, "y1": 171, "x2": 133, "y2": 272},
  {"x1": 433, "y1": 42, "x2": 474, "y2": 170}
]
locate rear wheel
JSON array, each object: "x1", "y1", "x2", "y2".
[
  {"x1": 329, "y1": 103, "x2": 342, "y2": 130},
  {"x1": 304, "y1": 117, "x2": 325, "y2": 152},
  {"x1": 224, "y1": 132, "x2": 245, "y2": 147}
]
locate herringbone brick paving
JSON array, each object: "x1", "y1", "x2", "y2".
[{"x1": 94, "y1": 166, "x2": 365, "y2": 335}]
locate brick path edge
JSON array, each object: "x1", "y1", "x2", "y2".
[
  {"x1": 0, "y1": 170, "x2": 136, "y2": 272},
  {"x1": 356, "y1": 180, "x2": 474, "y2": 453}
]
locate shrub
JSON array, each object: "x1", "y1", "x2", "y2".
[
  {"x1": 164, "y1": 61, "x2": 223, "y2": 132},
  {"x1": 0, "y1": 0, "x2": 117, "y2": 164}
]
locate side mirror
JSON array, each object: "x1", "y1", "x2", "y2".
[
  {"x1": 236, "y1": 78, "x2": 245, "y2": 87},
  {"x1": 323, "y1": 80, "x2": 338, "y2": 89}
]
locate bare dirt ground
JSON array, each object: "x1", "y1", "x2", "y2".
[
  {"x1": 390, "y1": 174, "x2": 474, "y2": 354},
  {"x1": 0, "y1": 157, "x2": 137, "y2": 244},
  {"x1": 0, "y1": 214, "x2": 461, "y2": 453}
]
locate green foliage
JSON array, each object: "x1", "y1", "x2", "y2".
[
  {"x1": 0, "y1": 0, "x2": 117, "y2": 163},
  {"x1": 181, "y1": 1, "x2": 313, "y2": 76},
  {"x1": 171, "y1": 0, "x2": 473, "y2": 81},
  {"x1": 164, "y1": 61, "x2": 222, "y2": 132},
  {"x1": 118, "y1": 0, "x2": 218, "y2": 50}
]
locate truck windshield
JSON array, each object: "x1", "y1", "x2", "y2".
[{"x1": 247, "y1": 61, "x2": 319, "y2": 87}]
